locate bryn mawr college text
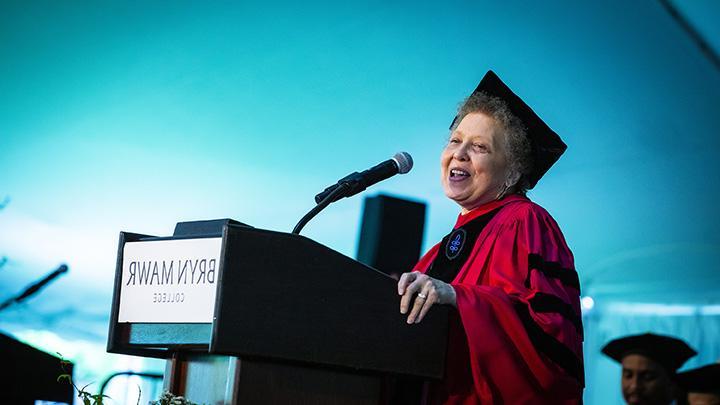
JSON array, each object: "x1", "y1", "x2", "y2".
[{"x1": 125, "y1": 259, "x2": 216, "y2": 286}]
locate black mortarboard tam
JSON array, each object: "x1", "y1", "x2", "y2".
[
  {"x1": 449, "y1": 70, "x2": 567, "y2": 189},
  {"x1": 676, "y1": 364, "x2": 720, "y2": 393},
  {"x1": 601, "y1": 333, "x2": 697, "y2": 373}
]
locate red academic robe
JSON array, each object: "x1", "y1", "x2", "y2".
[{"x1": 415, "y1": 195, "x2": 584, "y2": 404}]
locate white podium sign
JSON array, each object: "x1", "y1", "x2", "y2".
[{"x1": 118, "y1": 237, "x2": 222, "y2": 323}]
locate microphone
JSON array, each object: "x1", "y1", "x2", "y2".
[
  {"x1": 0, "y1": 264, "x2": 69, "y2": 311},
  {"x1": 15, "y1": 264, "x2": 69, "y2": 302},
  {"x1": 314, "y1": 152, "x2": 413, "y2": 203}
]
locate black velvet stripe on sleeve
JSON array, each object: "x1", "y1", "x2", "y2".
[
  {"x1": 528, "y1": 292, "x2": 584, "y2": 337},
  {"x1": 525, "y1": 253, "x2": 581, "y2": 292},
  {"x1": 513, "y1": 301, "x2": 585, "y2": 386}
]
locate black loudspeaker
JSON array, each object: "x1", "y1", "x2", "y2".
[
  {"x1": 356, "y1": 194, "x2": 426, "y2": 277},
  {"x1": 1, "y1": 332, "x2": 74, "y2": 404}
]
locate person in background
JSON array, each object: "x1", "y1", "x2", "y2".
[
  {"x1": 396, "y1": 70, "x2": 584, "y2": 403},
  {"x1": 602, "y1": 333, "x2": 697, "y2": 405},
  {"x1": 676, "y1": 363, "x2": 720, "y2": 405}
]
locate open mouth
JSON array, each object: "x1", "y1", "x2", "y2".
[{"x1": 449, "y1": 168, "x2": 470, "y2": 181}]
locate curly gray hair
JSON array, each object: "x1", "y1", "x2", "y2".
[{"x1": 450, "y1": 92, "x2": 534, "y2": 195}]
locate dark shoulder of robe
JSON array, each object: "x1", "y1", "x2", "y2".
[{"x1": 415, "y1": 194, "x2": 584, "y2": 404}]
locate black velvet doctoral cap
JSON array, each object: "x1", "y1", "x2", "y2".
[
  {"x1": 601, "y1": 333, "x2": 697, "y2": 373},
  {"x1": 676, "y1": 364, "x2": 720, "y2": 393},
  {"x1": 449, "y1": 70, "x2": 567, "y2": 189},
  {"x1": 450, "y1": 70, "x2": 567, "y2": 188}
]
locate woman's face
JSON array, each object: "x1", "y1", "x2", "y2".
[{"x1": 441, "y1": 112, "x2": 510, "y2": 213}]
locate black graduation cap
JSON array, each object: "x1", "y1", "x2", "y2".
[
  {"x1": 601, "y1": 333, "x2": 697, "y2": 373},
  {"x1": 450, "y1": 70, "x2": 567, "y2": 189},
  {"x1": 676, "y1": 364, "x2": 720, "y2": 393}
]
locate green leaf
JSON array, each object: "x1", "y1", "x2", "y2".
[{"x1": 91, "y1": 393, "x2": 110, "y2": 402}]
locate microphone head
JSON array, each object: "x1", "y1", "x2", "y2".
[{"x1": 392, "y1": 152, "x2": 413, "y2": 174}]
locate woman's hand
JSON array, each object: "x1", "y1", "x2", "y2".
[{"x1": 397, "y1": 271, "x2": 457, "y2": 324}]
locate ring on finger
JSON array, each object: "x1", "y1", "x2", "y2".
[{"x1": 417, "y1": 293, "x2": 427, "y2": 299}]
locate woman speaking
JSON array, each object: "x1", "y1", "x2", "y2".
[{"x1": 397, "y1": 71, "x2": 583, "y2": 404}]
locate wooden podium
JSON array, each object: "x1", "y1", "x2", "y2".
[{"x1": 107, "y1": 219, "x2": 448, "y2": 404}]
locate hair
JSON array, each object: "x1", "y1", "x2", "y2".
[{"x1": 450, "y1": 92, "x2": 533, "y2": 195}]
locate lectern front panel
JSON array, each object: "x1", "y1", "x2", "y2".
[{"x1": 211, "y1": 225, "x2": 448, "y2": 379}]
